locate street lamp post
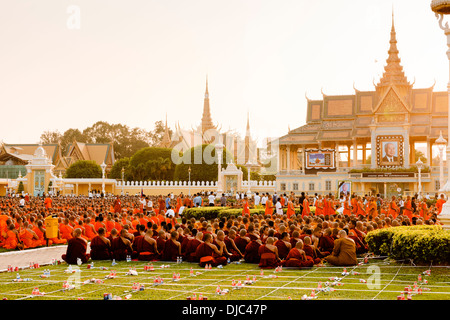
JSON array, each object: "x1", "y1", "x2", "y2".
[
  {"x1": 121, "y1": 167, "x2": 125, "y2": 196},
  {"x1": 431, "y1": 0, "x2": 450, "y2": 228},
  {"x1": 215, "y1": 143, "x2": 224, "y2": 194},
  {"x1": 101, "y1": 161, "x2": 107, "y2": 195},
  {"x1": 245, "y1": 160, "x2": 253, "y2": 196},
  {"x1": 416, "y1": 158, "x2": 424, "y2": 199},
  {"x1": 188, "y1": 166, "x2": 191, "y2": 197},
  {"x1": 436, "y1": 130, "x2": 447, "y2": 191}
]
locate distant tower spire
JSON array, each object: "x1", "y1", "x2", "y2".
[
  {"x1": 159, "y1": 112, "x2": 172, "y2": 148},
  {"x1": 245, "y1": 111, "x2": 251, "y2": 163},
  {"x1": 376, "y1": 10, "x2": 411, "y2": 95},
  {"x1": 200, "y1": 74, "x2": 217, "y2": 141}
]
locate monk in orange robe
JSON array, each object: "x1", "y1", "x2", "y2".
[
  {"x1": 90, "y1": 228, "x2": 111, "y2": 260},
  {"x1": 223, "y1": 229, "x2": 243, "y2": 262},
  {"x1": 303, "y1": 236, "x2": 322, "y2": 265},
  {"x1": 323, "y1": 196, "x2": 330, "y2": 216},
  {"x1": 356, "y1": 197, "x2": 366, "y2": 217},
  {"x1": 44, "y1": 196, "x2": 52, "y2": 209},
  {"x1": 2, "y1": 224, "x2": 22, "y2": 250},
  {"x1": 317, "y1": 228, "x2": 335, "y2": 256},
  {"x1": 234, "y1": 229, "x2": 250, "y2": 256},
  {"x1": 20, "y1": 225, "x2": 41, "y2": 249},
  {"x1": 436, "y1": 194, "x2": 446, "y2": 214},
  {"x1": 62, "y1": 228, "x2": 90, "y2": 264},
  {"x1": 315, "y1": 195, "x2": 324, "y2": 216},
  {"x1": 388, "y1": 196, "x2": 399, "y2": 218},
  {"x1": 242, "y1": 198, "x2": 250, "y2": 216},
  {"x1": 264, "y1": 196, "x2": 273, "y2": 217},
  {"x1": 244, "y1": 232, "x2": 262, "y2": 264},
  {"x1": 351, "y1": 196, "x2": 358, "y2": 215},
  {"x1": 274, "y1": 232, "x2": 291, "y2": 260},
  {"x1": 138, "y1": 229, "x2": 160, "y2": 261},
  {"x1": 419, "y1": 200, "x2": 429, "y2": 221},
  {"x1": 403, "y1": 196, "x2": 413, "y2": 221},
  {"x1": 83, "y1": 218, "x2": 97, "y2": 240},
  {"x1": 113, "y1": 197, "x2": 122, "y2": 214},
  {"x1": 343, "y1": 197, "x2": 351, "y2": 216},
  {"x1": 60, "y1": 219, "x2": 74, "y2": 241},
  {"x1": 184, "y1": 231, "x2": 203, "y2": 262},
  {"x1": 195, "y1": 233, "x2": 228, "y2": 267},
  {"x1": 111, "y1": 229, "x2": 133, "y2": 260},
  {"x1": 283, "y1": 240, "x2": 314, "y2": 268},
  {"x1": 258, "y1": 237, "x2": 281, "y2": 269},
  {"x1": 302, "y1": 197, "x2": 310, "y2": 217},
  {"x1": 286, "y1": 197, "x2": 295, "y2": 219}
]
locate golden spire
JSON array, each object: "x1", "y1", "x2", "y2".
[
  {"x1": 159, "y1": 113, "x2": 172, "y2": 148},
  {"x1": 201, "y1": 74, "x2": 217, "y2": 137},
  {"x1": 376, "y1": 10, "x2": 410, "y2": 90}
]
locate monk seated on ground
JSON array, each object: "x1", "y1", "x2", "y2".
[
  {"x1": 223, "y1": 229, "x2": 243, "y2": 262},
  {"x1": 303, "y1": 236, "x2": 322, "y2": 265},
  {"x1": 317, "y1": 228, "x2": 335, "y2": 257},
  {"x1": 258, "y1": 237, "x2": 282, "y2": 269},
  {"x1": 138, "y1": 229, "x2": 160, "y2": 261},
  {"x1": 324, "y1": 229, "x2": 358, "y2": 266},
  {"x1": 90, "y1": 227, "x2": 111, "y2": 260},
  {"x1": 195, "y1": 233, "x2": 228, "y2": 267},
  {"x1": 184, "y1": 231, "x2": 203, "y2": 262},
  {"x1": 283, "y1": 239, "x2": 314, "y2": 268},
  {"x1": 274, "y1": 232, "x2": 291, "y2": 260},
  {"x1": 111, "y1": 229, "x2": 133, "y2": 260},
  {"x1": 62, "y1": 228, "x2": 90, "y2": 265},
  {"x1": 243, "y1": 227, "x2": 262, "y2": 264},
  {"x1": 161, "y1": 231, "x2": 181, "y2": 261}
]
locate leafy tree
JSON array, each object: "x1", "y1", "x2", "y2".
[
  {"x1": 109, "y1": 157, "x2": 131, "y2": 180},
  {"x1": 173, "y1": 144, "x2": 233, "y2": 182},
  {"x1": 40, "y1": 130, "x2": 62, "y2": 144},
  {"x1": 128, "y1": 147, "x2": 177, "y2": 181},
  {"x1": 65, "y1": 160, "x2": 102, "y2": 178}
]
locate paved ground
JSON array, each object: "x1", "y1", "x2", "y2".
[{"x1": 0, "y1": 244, "x2": 92, "y2": 271}]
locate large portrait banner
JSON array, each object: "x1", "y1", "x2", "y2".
[
  {"x1": 305, "y1": 149, "x2": 335, "y2": 169},
  {"x1": 376, "y1": 135, "x2": 404, "y2": 168}
]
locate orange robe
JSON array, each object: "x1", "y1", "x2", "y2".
[
  {"x1": 343, "y1": 201, "x2": 351, "y2": 216},
  {"x1": 404, "y1": 200, "x2": 413, "y2": 221},
  {"x1": 315, "y1": 199, "x2": 323, "y2": 216},
  {"x1": 388, "y1": 201, "x2": 399, "y2": 218},
  {"x1": 60, "y1": 224, "x2": 74, "y2": 240},
  {"x1": 3, "y1": 230, "x2": 19, "y2": 249},
  {"x1": 302, "y1": 198, "x2": 310, "y2": 217},
  {"x1": 436, "y1": 199, "x2": 445, "y2": 214},
  {"x1": 20, "y1": 229, "x2": 40, "y2": 249},
  {"x1": 264, "y1": 202, "x2": 273, "y2": 216},
  {"x1": 242, "y1": 200, "x2": 250, "y2": 215},
  {"x1": 286, "y1": 201, "x2": 295, "y2": 219}
]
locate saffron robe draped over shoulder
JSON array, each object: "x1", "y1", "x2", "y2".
[
  {"x1": 90, "y1": 236, "x2": 111, "y2": 260},
  {"x1": 62, "y1": 237, "x2": 89, "y2": 265}
]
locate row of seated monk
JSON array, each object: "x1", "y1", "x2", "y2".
[{"x1": 62, "y1": 222, "x2": 364, "y2": 268}]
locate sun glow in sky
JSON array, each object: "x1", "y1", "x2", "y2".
[{"x1": 0, "y1": 0, "x2": 447, "y2": 146}]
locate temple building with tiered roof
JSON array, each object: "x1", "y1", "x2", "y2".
[{"x1": 276, "y1": 16, "x2": 448, "y2": 197}]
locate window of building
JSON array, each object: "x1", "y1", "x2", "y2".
[
  {"x1": 325, "y1": 180, "x2": 332, "y2": 191},
  {"x1": 435, "y1": 180, "x2": 440, "y2": 192},
  {"x1": 309, "y1": 183, "x2": 315, "y2": 191},
  {"x1": 281, "y1": 183, "x2": 286, "y2": 191},
  {"x1": 293, "y1": 183, "x2": 298, "y2": 191}
]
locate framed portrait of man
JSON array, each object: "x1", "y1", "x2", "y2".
[
  {"x1": 376, "y1": 135, "x2": 404, "y2": 167},
  {"x1": 338, "y1": 181, "x2": 351, "y2": 196}
]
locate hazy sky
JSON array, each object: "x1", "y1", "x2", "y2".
[{"x1": 0, "y1": 0, "x2": 447, "y2": 146}]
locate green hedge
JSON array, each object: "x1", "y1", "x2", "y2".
[
  {"x1": 365, "y1": 225, "x2": 450, "y2": 264},
  {"x1": 182, "y1": 207, "x2": 306, "y2": 220}
]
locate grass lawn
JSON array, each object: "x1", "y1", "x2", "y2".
[{"x1": 0, "y1": 257, "x2": 449, "y2": 300}]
